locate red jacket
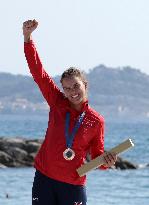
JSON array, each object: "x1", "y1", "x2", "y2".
[{"x1": 24, "y1": 41, "x2": 105, "y2": 185}]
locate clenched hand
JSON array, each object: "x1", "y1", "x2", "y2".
[{"x1": 23, "y1": 19, "x2": 38, "y2": 42}]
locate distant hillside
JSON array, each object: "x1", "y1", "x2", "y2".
[
  {"x1": 87, "y1": 65, "x2": 149, "y2": 120},
  {"x1": 0, "y1": 72, "x2": 43, "y2": 102},
  {"x1": 0, "y1": 65, "x2": 149, "y2": 120}
]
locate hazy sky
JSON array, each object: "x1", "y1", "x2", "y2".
[{"x1": 1, "y1": 0, "x2": 149, "y2": 76}]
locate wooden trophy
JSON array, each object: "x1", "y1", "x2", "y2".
[{"x1": 77, "y1": 138, "x2": 134, "y2": 177}]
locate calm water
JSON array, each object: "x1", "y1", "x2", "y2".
[{"x1": 0, "y1": 114, "x2": 149, "y2": 204}]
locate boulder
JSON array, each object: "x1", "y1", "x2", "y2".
[
  {"x1": 114, "y1": 156, "x2": 138, "y2": 169},
  {"x1": 0, "y1": 137, "x2": 42, "y2": 168},
  {"x1": 0, "y1": 137, "x2": 138, "y2": 169},
  {"x1": 0, "y1": 163, "x2": 7, "y2": 168},
  {"x1": 0, "y1": 151, "x2": 13, "y2": 165},
  {"x1": 0, "y1": 137, "x2": 26, "y2": 151},
  {"x1": 23, "y1": 141, "x2": 41, "y2": 153}
]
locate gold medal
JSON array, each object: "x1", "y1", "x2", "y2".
[{"x1": 63, "y1": 148, "x2": 75, "y2": 160}]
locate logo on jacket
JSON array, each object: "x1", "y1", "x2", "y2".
[{"x1": 33, "y1": 197, "x2": 38, "y2": 201}]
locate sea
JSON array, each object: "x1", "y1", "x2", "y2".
[{"x1": 0, "y1": 114, "x2": 148, "y2": 205}]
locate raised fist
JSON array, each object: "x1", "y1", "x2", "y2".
[{"x1": 23, "y1": 19, "x2": 38, "y2": 38}]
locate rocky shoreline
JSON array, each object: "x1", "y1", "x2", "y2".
[{"x1": 0, "y1": 137, "x2": 138, "y2": 169}]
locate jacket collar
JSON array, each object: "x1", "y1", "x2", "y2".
[{"x1": 65, "y1": 99, "x2": 89, "y2": 116}]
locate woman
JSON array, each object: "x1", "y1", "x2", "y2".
[{"x1": 23, "y1": 19, "x2": 117, "y2": 205}]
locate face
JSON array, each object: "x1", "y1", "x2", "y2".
[{"x1": 61, "y1": 76, "x2": 87, "y2": 108}]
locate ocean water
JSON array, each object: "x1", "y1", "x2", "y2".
[{"x1": 0, "y1": 114, "x2": 149, "y2": 205}]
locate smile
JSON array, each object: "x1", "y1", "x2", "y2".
[{"x1": 71, "y1": 94, "x2": 79, "y2": 98}]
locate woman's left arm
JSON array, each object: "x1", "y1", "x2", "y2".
[{"x1": 90, "y1": 117, "x2": 117, "y2": 169}]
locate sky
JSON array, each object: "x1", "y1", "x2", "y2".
[{"x1": 1, "y1": 0, "x2": 149, "y2": 77}]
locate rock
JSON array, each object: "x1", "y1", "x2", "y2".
[
  {"x1": 114, "y1": 156, "x2": 138, "y2": 169},
  {"x1": 0, "y1": 163, "x2": 7, "y2": 168},
  {"x1": 0, "y1": 151, "x2": 13, "y2": 165},
  {"x1": 0, "y1": 137, "x2": 42, "y2": 168},
  {"x1": 7, "y1": 147, "x2": 28, "y2": 160},
  {"x1": 0, "y1": 137, "x2": 138, "y2": 169},
  {"x1": 24, "y1": 141, "x2": 41, "y2": 153},
  {"x1": 0, "y1": 137, "x2": 26, "y2": 151}
]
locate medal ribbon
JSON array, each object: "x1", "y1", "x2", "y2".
[{"x1": 65, "y1": 111, "x2": 85, "y2": 148}]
